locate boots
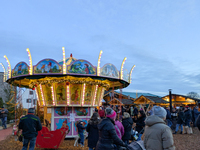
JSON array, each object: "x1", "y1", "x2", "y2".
[
  {"x1": 173, "y1": 131, "x2": 177, "y2": 134},
  {"x1": 180, "y1": 131, "x2": 182, "y2": 134},
  {"x1": 183, "y1": 126, "x2": 186, "y2": 134}
]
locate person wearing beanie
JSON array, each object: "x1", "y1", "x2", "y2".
[
  {"x1": 19, "y1": 108, "x2": 42, "y2": 150},
  {"x1": 134, "y1": 110, "x2": 146, "y2": 141},
  {"x1": 122, "y1": 112, "x2": 133, "y2": 144},
  {"x1": 144, "y1": 106, "x2": 175, "y2": 150},
  {"x1": 96, "y1": 107, "x2": 127, "y2": 150}
]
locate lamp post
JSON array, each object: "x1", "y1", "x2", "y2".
[{"x1": 169, "y1": 89, "x2": 172, "y2": 112}]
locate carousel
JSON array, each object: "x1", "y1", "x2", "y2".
[{"x1": 2, "y1": 48, "x2": 135, "y2": 141}]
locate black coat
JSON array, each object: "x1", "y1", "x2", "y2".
[
  {"x1": 195, "y1": 114, "x2": 200, "y2": 131},
  {"x1": 135, "y1": 116, "x2": 146, "y2": 134},
  {"x1": 77, "y1": 122, "x2": 86, "y2": 133},
  {"x1": 18, "y1": 114, "x2": 42, "y2": 139},
  {"x1": 184, "y1": 109, "x2": 192, "y2": 124},
  {"x1": 86, "y1": 120, "x2": 100, "y2": 149},
  {"x1": 122, "y1": 117, "x2": 133, "y2": 140},
  {"x1": 177, "y1": 111, "x2": 185, "y2": 124},
  {"x1": 96, "y1": 118, "x2": 125, "y2": 150}
]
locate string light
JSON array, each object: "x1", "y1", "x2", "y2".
[
  {"x1": 98, "y1": 87, "x2": 105, "y2": 106},
  {"x1": 120, "y1": 57, "x2": 127, "y2": 79},
  {"x1": 35, "y1": 88, "x2": 40, "y2": 106},
  {"x1": 3, "y1": 55, "x2": 11, "y2": 79},
  {"x1": 129, "y1": 65, "x2": 136, "y2": 83},
  {"x1": 81, "y1": 83, "x2": 86, "y2": 106},
  {"x1": 97, "y1": 50, "x2": 103, "y2": 76},
  {"x1": 66, "y1": 84, "x2": 70, "y2": 105},
  {"x1": 62, "y1": 47, "x2": 66, "y2": 74},
  {"x1": 51, "y1": 86, "x2": 55, "y2": 106},
  {"x1": 93, "y1": 85, "x2": 98, "y2": 106},
  {"x1": 39, "y1": 84, "x2": 45, "y2": 106},
  {"x1": 26, "y1": 48, "x2": 33, "y2": 75}
]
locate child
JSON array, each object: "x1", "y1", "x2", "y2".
[{"x1": 76, "y1": 120, "x2": 86, "y2": 146}]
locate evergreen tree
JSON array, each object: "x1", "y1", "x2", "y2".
[{"x1": 0, "y1": 97, "x2": 4, "y2": 107}]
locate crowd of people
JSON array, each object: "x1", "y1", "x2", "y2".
[
  {"x1": 9, "y1": 104, "x2": 200, "y2": 150},
  {"x1": 76, "y1": 104, "x2": 200, "y2": 150}
]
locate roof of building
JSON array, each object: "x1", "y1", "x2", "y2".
[
  {"x1": 145, "y1": 96, "x2": 168, "y2": 103},
  {"x1": 118, "y1": 91, "x2": 160, "y2": 99},
  {"x1": 162, "y1": 94, "x2": 200, "y2": 102}
]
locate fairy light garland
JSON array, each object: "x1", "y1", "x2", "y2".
[
  {"x1": 26, "y1": 48, "x2": 33, "y2": 75},
  {"x1": 81, "y1": 83, "x2": 86, "y2": 106},
  {"x1": 62, "y1": 47, "x2": 66, "y2": 74},
  {"x1": 98, "y1": 87, "x2": 105, "y2": 106},
  {"x1": 129, "y1": 65, "x2": 136, "y2": 83},
  {"x1": 93, "y1": 85, "x2": 98, "y2": 106},
  {"x1": 35, "y1": 88, "x2": 40, "y2": 106},
  {"x1": 51, "y1": 86, "x2": 55, "y2": 106},
  {"x1": 120, "y1": 57, "x2": 127, "y2": 79},
  {"x1": 97, "y1": 50, "x2": 103, "y2": 76},
  {"x1": 39, "y1": 84, "x2": 45, "y2": 106},
  {"x1": 66, "y1": 84, "x2": 70, "y2": 105},
  {"x1": 3, "y1": 55, "x2": 11, "y2": 78}
]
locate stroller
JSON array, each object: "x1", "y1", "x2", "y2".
[{"x1": 119, "y1": 141, "x2": 146, "y2": 150}]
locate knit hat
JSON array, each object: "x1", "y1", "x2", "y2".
[
  {"x1": 28, "y1": 108, "x2": 35, "y2": 114},
  {"x1": 105, "y1": 107, "x2": 116, "y2": 120},
  {"x1": 152, "y1": 106, "x2": 167, "y2": 119},
  {"x1": 123, "y1": 112, "x2": 130, "y2": 119}
]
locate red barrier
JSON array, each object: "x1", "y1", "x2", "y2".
[{"x1": 36, "y1": 127, "x2": 68, "y2": 149}]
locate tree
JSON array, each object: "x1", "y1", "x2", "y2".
[
  {"x1": 187, "y1": 92, "x2": 200, "y2": 99},
  {"x1": 0, "y1": 97, "x2": 4, "y2": 108},
  {"x1": 3, "y1": 84, "x2": 16, "y2": 122}
]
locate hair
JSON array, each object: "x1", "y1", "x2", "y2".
[
  {"x1": 89, "y1": 112, "x2": 100, "y2": 125},
  {"x1": 139, "y1": 110, "x2": 146, "y2": 118}
]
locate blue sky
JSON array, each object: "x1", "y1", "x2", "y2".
[{"x1": 1, "y1": 0, "x2": 200, "y2": 96}]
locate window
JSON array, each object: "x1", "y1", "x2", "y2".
[
  {"x1": 26, "y1": 99, "x2": 32, "y2": 103},
  {"x1": 29, "y1": 91, "x2": 33, "y2": 95},
  {"x1": 33, "y1": 99, "x2": 37, "y2": 105}
]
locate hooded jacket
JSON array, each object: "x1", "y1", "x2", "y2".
[
  {"x1": 86, "y1": 119, "x2": 100, "y2": 149},
  {"x1": 144, "y1": 115, "x2": 175, "y2": 150},
  {"x1": 115, "y1": 120, "x2": 124, "y2": 139},
  {"x1": 18, "y1": 114, "x2": 42, "y2": 139},
  {"x1": 184, "y1": 109, "x2": 192, "y2": 124},
  {"x1": 96, "y1": 118, "x2": 126, "y2": 150},
  {"x1": 193, "y1": 107, "x2": 200, "y2": 120},
  {"x1": 122, "y1": 117, "x2": 133, "y2": 140}
]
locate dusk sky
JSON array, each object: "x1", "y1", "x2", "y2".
[{"x1": 1, "y1": 0, "x2": 200, "y2": 96}]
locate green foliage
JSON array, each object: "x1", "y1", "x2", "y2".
[{"x1": 4, "y1": 85, "x2": 16, "y2": 122}]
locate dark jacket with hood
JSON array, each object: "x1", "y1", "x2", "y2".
[
  {"x1": 144, "y1": 115, "x2": 175, "y2": 150},
  {"x1": 122, "y1": 117, "x2": 133, "y2": 140},
  {"x1": 135, "y1": 116, "x2": 146, "y2": 134},
  {"x1": 184, "y1": 109, "x2": 192, "y2": 124},
  {"x1": 86, "y1": 118, "x2": 100, "y2": 149},
  {"x1": 96, "y1": 118, "x2": 126, "y2": 150},
  {"x1": 18, "y1": 114, "x2": 42, "y2": 139},
  {"x1": 166, "y1": 109, "x2": 171, "y2": 120},
  {"x1": 177, "y1": 111, "x2": 185, "y2": 124},
  {"x1": 77, "y1": 121, "x2": 86, "y2": 133},
  {"x1": 193, "y1": 107, "x2": 200, "y2": 120}
]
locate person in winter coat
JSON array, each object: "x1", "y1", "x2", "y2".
[
  {"x1": 0, "y1": 107, "x2": 8, "y2": 129},
  {"x1": 184, "y1": 106, "x2": 192, "y2": 127},
  {"x1": 19, "y1": 108, "x2": 42, "y2": 150},
  {"x1": 96, "y1": 107, "x2": 127, "y2": 150},
  {"x1": 115, "y1": 118, "x2": 124, "y2": 139},
  {"x1": 174, "y1": 107, "x2": 185, "y2": 134},
  {"x1": 171, "y1": 108, "x2": 178, "y2": 131},
  {"x1": 166, "y1": 107, "x2": 172, "y2": 127},
  {"x1": 193, "y1": 106, "x2": 200, "y2": 127},
  {"x1": 77, "y1": 120, "x2": 86, "y2": 146},
  {"x1": 98, "y1": 107, "x2": 105, "y2": 119},
  {"x1": 122, "y1": 112, "x2": 133, "y2": 144},
  {"x1": 195, "y1": 114, "x2": 200, "y2": 130},
  {"x1": 133, "y1": 106, "x2": 138, "y2": 116},
  {"x1": 134, "y1": 110, "x2": 146, "y2": 141},
  {"x1": 144, "y1": 106, "x2": 175, "y2": 150},
  {"x1": 86, "y1": 112, "x2": 101, "y2": 150}
]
